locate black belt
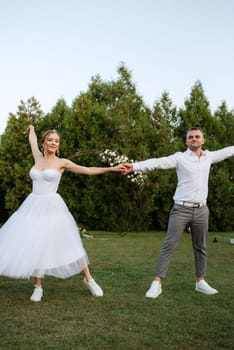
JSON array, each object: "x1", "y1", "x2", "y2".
[{"x1": 174, "y1": 201, "x2": 206, "y2": 208}]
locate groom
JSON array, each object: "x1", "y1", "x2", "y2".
[{"x1": 123, "y1": 127, "x2": 234, "y2": 298}]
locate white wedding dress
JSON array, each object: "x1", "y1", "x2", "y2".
[{"x1": 0, "y1": 167, "x2": 89, "y2": 279}]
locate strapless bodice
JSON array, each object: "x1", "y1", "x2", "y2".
[{"x1": 30, "y1": 167, "x2": 61, "y2": 195}]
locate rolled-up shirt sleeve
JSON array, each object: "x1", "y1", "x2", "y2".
[{"x1": 133, "y1": 153, "x2": 179, "y2": 172}]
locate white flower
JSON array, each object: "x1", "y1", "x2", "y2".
[{"x1": 99, "y1": 149, "x2": 146, "y2": 187}]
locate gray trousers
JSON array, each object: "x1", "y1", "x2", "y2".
[{"x1": 155, "y1": 204, "x2": 209, "y2": 278}]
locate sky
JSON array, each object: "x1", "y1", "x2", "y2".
[{"x1": 1, "y1": 0, "x2": 234, "y2": 133}]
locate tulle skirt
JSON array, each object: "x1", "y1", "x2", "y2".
[{"x1": 0, "y1": 192, "x2": 89, "y2": 279}]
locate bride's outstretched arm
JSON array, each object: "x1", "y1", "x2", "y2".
[
  {"x1": 61, "y1": 159, "x2": 125, "y2": 175},
  {"x1": 25, "y1": 125, "x2": 43, "y2": 162}
]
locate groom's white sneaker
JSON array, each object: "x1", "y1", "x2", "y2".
[
  {"x1": 195, "y1": 280, "x2": 218, "y2": 295},
  {"x1": 145, "y1": 280, "x2": 162, "y2": 299}
]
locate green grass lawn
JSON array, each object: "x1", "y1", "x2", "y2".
[{"x1": 0, "y1": 231, "x2": 233, "y2": 350}]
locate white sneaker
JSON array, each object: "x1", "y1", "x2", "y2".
[
  {"x1": 30, "y1": 285, "x2": 43, "y2": 302},
  {"x1": 145, "y1": 280, "x2": 162, "y2": 299},
  {"x1": 195, "y1": 280, "x2": 218, "y2": 295},
  {"x1": 83, "y1": 278, "x2": 103, "y2": 297}
]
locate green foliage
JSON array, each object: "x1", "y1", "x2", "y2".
[
  {"x1": 176, "y1": 81, "x2": 221, "y2": 146},
  {"x1": 0, "y1": 67, "x2": 233, "y2": 231},
  {"x1": 58, "y1": 64, "x2": 155, "y2": 232},
  {"x1": 208, "y1": 164, "x2": 234, "y2": 231},
  {"x1": 0, "y1": 98, "x2": 44, "y2": 214}
]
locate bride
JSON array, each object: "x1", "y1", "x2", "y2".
[{"x1": 0, "y1": 125, "x2": 125, "y2": 302}]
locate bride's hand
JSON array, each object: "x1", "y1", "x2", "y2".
[
  {"x1": 23, "y1": 125, "x2": 34, "y2": 135},
  {"x1": 112, "y1": 164, "x2": 126, "y2": 172}
]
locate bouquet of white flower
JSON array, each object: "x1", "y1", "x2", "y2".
[{"x1": 99, "y1": 149, "x2": 146, "y2": 187}]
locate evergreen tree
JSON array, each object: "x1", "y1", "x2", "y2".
[
  {"x1": 208, "y1": 103, "x2": 234, "y2": 231},
  {"x1": 147, "y1": 92, "x2": 181, "y2": 229},
  {"x1": 59, "y1": 64, "x2": 154, "y2": 231},
  {"x1": 40, "y1": 98, "x2": 70, "y2": 132},
  {"x1": 176, "y1": 81, "x2": 221, "y2": 147},
  {"x1": 0, "y1": 97, "x2": 43, "y2": 214}
]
